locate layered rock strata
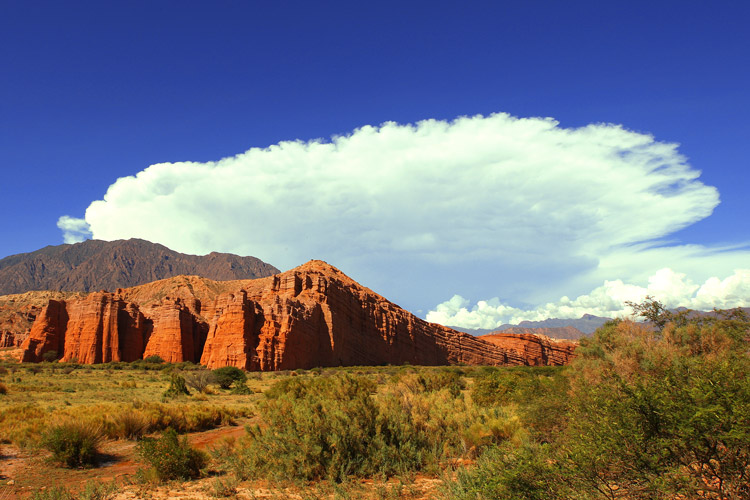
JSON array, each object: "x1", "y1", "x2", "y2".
[
  {"x1": 478, "y1": 332, "x2": 577, "y2": 366},
  {"x1": 20, "y1": 261, "x2": 577, "y2": 369}
]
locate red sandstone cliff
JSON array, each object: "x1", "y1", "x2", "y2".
[
  {"x1": 478, "y1": 332, "x2": 577, "y2": 365},
  {"x1": 19, "y1": 261, "x2": 577, "y2": 369},
  {"x1": 498, "y1": 325, "x2": 586, "y2": 341},
  {"x1": 1, "y1": 291, "x2": 80, "y2": 348}
]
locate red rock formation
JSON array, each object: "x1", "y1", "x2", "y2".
[
  {"x1": 0, "y1": 331, "x2": 18, "y2": 347},
  {"x1": 200, "y1": 290, "x2": 259, "y2": 369},
  {"x1": 19, "y1": 260, "x2": 577, "y2": 369},
  {"x1": 20, "y1": 300, "x2": 68, "y2": 362},
  {"x1": 499, "y1": 325, "x2": 585, "y2": 341},
  {"x1": 142, "y1": 297, "x2": 207, "y2": 363},
  {"x1": 478, "y1": 332, "x2": 577, "y2": 366},
  {"x1": 0, "y1": 291, "x2": 77, "y2": 347},
  {"x1": 200, "y1": 261, "x2": 535, "y2": 370},
  {"x1": 61, "y1": 293, "x2": 151, "y2": 363}
]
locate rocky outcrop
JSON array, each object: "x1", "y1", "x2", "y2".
[
  {"x1": 198, "y1": 263, "x2": 536, "y2": 370},
  {"x1": 19, "y1": 261, "x2": 577, "y2": 369},
  {"x1": 478, "y1": 332, "x2": 577, "y2": 366},
  {"x1": 19, "y1": 293, "x2": 147, "y2": 363},
  {"x1": 62, "y1": 292, "x2": 152, "y2": 363},
  {"x1": 21, "y1": 300, "x2": 69, "y2": 362},
  {"x1": 498, "y1": 325, "x2": 586, "y2": 341},
  {"x1": 0, "y1": 291, "x2": 77, "y2": 347},
  {"x1": 0, "y1": 330, "x2": 25, "y2": 347},
  {"x1": 142, "y1": 298, "x2": 207, "y2": 363}
]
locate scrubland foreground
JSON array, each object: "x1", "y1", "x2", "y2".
[{"x1": 0, "y1": 300, "x2": 748, "y2": 500}]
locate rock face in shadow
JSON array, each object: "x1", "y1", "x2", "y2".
[{"x1": 20, "y1": 261, "x2": 577, "y2": 369}]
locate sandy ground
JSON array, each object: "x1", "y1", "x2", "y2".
[{"x1": 0, "y1": 424, "x2": 444, "y2": 499}]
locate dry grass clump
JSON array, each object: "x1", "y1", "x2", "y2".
[
  {"x1": 0, "y1": 403, "x2": 48, "y2": 446},
  {"x1": 41, "y1": 420, "x2": 103, "y2": 467}
]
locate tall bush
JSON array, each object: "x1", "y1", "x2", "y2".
[{"x1": 566, "y1": 312, "x2": 750, "y2": 499}]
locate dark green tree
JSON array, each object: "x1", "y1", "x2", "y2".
[{"x1": 212, "y1": 366, "x2": 247, "y2": 390}]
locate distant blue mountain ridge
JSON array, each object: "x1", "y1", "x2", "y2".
[{"x1": 449, "y1": 313, "x2": 612, "y2": 338}]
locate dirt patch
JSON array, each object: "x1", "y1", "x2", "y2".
[{"x1": 0, "y1": 422, "x2": 251, "y2": 499}]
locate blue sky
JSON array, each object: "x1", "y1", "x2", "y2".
[{"x1": 2, "y1": 1, "x2": 749, "y2": 326}]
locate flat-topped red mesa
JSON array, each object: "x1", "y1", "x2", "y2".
[{"x1": 20, "y1": 260, "x2": 577, "y2": 369}]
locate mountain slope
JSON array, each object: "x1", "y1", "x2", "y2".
[{"x1": 0, "y1": 239, "x2": 279, "y2": 295}]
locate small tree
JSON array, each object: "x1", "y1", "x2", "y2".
[
  {"x1": 212, "y1": 366, "x2": 247, "y2": 390},
  {"x1": 184, "y1": 370, "x2": 217, "y2": 393}
]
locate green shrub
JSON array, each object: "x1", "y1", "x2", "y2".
[
  {"x1": 42, "y1": 350, "x2": 58, "y2": 362},
  {"x1": 213, "y1": 366, "x2": 247, "y2": 390},
  {"x1": 137, "y1": 428, "x2": 207, "y2": 481},
  {"x1": 230, "y1": 383, "x2": 253, "y2": 395},
  {"x1": 459, "y1": 408, "x2": 527, "y2": 455},
  {"x1": 162, "y1": 373, "x2": 190, "y2": 398},
  {"x1": 566, "y1": 311, "x2": 750, "y2": 499},
  {"x1": 470, "y1": 365, "x2": 568, "y2": 440},
  {"x1": 227, "y1": 374, "x2": 474, "y2": 482},
  {"x1": 41, "y1": 421, "x2": 102, "y2": 467},
  {"x1": 442, "y1": 442, "x2": 570, "y2": 500},
  {"x1": 78, "y1": 480, "x2": 119, "y2": 500},
  {"x1": 31, "y1": 486, "x2": 74, "y2": 500},
  {"x1": 241, "y1": 375, "x2": 380, "y2": 481},
  {"x1": 416, "y1": 369, "x2": 466, "y2": 397},
  {"x1": 209, "y1": 474, "x2": 239, "y2": 497},
  {"x1": 143, "y1": 355, "x2": 164, "y2": 364}
]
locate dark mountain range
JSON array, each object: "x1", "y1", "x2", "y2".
[{"x1": 0, "y1": 239, "x2": 279, "y2": 296}]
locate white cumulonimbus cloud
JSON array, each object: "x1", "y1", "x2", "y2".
[
  {"x1": 425, "y1": 268, "x2": 750, "y2": 329},
  {"x1": 56, "y1": 112, "x2": 750, "y2": 317}
]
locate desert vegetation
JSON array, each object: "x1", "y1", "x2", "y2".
[
  {"x1": 445, "y1": 302, "x2": 750, "y2": 500},
  {"x1": 0, "y1": 300, "x2": 747, "y2": 499}
]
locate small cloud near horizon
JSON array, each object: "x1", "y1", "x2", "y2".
[
  {"x1": 57, "y1": 215, "x2": 92, "y2": 244},
  {"x1": 426, "y1": 268, "x2": 750, "y2": 329}
]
